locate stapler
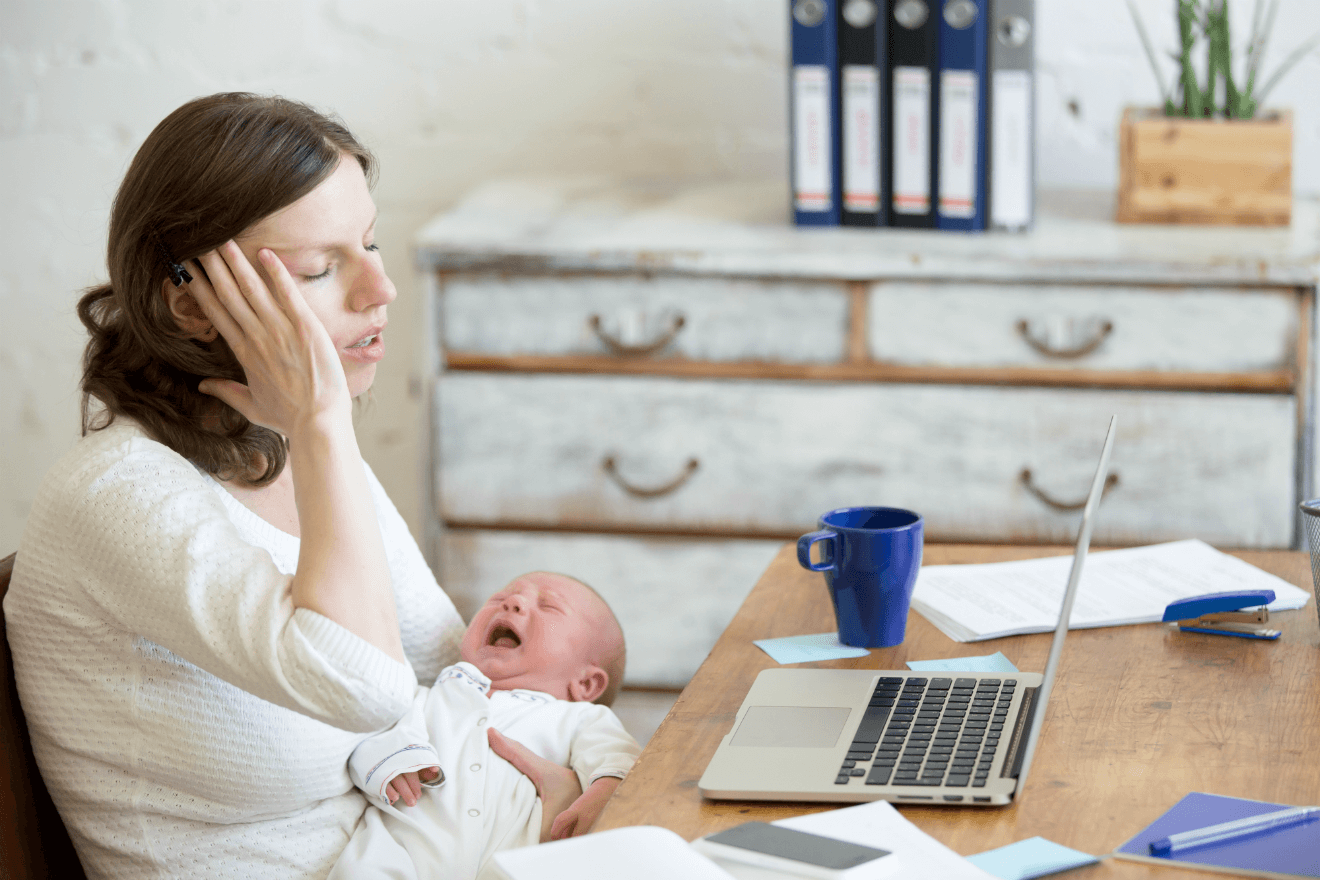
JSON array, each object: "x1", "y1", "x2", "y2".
[{"x1": 1162, "y1": 589, "x2": 1280, "y2": 640}]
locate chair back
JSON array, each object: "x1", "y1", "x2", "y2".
[{"x1": 0, "y1": 553, "x2": 88, "y2": 879}]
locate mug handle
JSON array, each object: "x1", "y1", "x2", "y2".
[{"x1": 797, "y1": 530, "x2": 836, "y2": 572}]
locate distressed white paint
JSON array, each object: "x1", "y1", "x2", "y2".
[
  {"x1": 868, "y1": 283, "x2": 1300, "y2": 372},
  {"x1": 437, "y1": 529, "x2": 782, "y2": 688},
  {"x1": 437, "y1": 374, "x2": 1297, "y2": 548},
  {"x1": 417, "y1": 182, "x2": 1320, "y2": 286},
  {"x1": 441, "y1": 275, "x2": 848, "y2": 362}
]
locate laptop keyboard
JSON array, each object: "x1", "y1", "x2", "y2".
[{"x1": 834, "y1": 676, "x2": 1014, "y2": 790}]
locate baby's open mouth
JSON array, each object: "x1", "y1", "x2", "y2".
[{"x1": 488, "y1": 625, "x2": 520, "y2": 649}]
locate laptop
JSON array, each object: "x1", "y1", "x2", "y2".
[{"x1": 698, "y1": 416, "x2": 1117, "y2": 807}]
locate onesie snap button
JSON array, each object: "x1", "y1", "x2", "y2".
[
  {"x1": 468, "y1": 808, "x2": 480, "y2": 817},
  {"x1": 478, "y1": 716, "x2": 487, "y2": 726},
  {"x1": 470, "y1": 763, "x2": 481, "y2": 772}
]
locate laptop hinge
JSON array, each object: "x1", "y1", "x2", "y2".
[{"x1": 1001, "y1": 686, "x2": 1040, "y2": 780}]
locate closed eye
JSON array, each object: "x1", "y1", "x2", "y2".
[{"x1": 303, "y1": 266, "x2": 333, "y2": 282}]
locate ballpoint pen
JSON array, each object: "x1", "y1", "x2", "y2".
[{"x1": 1149, "y1": 806, "x2": 1320, "y2": 856}]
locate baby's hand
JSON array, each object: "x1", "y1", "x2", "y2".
[{"x1": 384, "y1": 767, "x2": 442, "y2": 807}]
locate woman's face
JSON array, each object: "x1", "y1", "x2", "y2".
[{"x1": 235, "y1": 155, "x2": 395, "y2": 398}]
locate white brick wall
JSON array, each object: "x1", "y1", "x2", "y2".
[{"x1": 3, "y1": 0, "x2": 1317, "y2": 549}]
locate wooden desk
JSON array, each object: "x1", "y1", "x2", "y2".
[{"x1": 596, "y1": 543, "x2": 1320, "y2": 876}]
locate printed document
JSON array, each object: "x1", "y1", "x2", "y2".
[{"x1": 911, "y1": 539, "x2": 1311, "y2": 642}]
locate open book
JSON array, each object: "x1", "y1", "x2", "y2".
[
  {"x1": 911, "y1": 539, "x2": 1311, "y2": 643},
  {"x1": 488, "y1": 801, "x2": 994, "y2": 880}
]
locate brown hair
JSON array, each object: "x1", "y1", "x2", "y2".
[{"x1": 77, "y1": 92, "x2": 377, "y2": 484}]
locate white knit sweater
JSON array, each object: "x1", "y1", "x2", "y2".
[{"x1": 5, "y1": 421, "x2": 467, "y2": 879}]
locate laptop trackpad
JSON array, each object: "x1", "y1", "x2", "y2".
[{"x1": 729, "y1": 706, "x2": 851, "y2": 748}]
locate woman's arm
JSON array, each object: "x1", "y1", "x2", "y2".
[{"x1": 188, "y1": 242, "x2": 404, "y2": 662}]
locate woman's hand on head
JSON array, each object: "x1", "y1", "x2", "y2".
[{"x1": 186, "y1": 241, "x2": 351, "y2": 437}]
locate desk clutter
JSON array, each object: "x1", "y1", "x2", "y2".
[
  {"x1": 911, "y1": 539, "x2": 1310, "y2": 642},
  {"x1": 490, "y1": 801, "x2": 1002, "y2": 879},
  {"x1": 790, "y1": 0, "x2": 1034, "y2": 230}
]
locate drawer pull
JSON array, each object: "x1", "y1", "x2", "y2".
[
  {"x1": 1020, "y1": 468, "x2": 1120, "y2": 511},
  {"x1": 602, "y1": 455, "x2": 699, "y2": 498},
  {"x1": 589, "y1": 313, "x2": 686, "y2": 356},
  {"x1": 1016, "y1": 317, "x2": 1113, "y2": 359}
]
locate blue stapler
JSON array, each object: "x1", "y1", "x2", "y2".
[{"x1": 1162, "y1": 590, "x2": 1280, "y2": 640}]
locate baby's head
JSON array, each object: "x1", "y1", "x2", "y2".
[{"x1": 460, "y1": 572, "x2": 626, "y2": 706}]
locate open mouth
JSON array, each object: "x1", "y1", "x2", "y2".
[
  {"x1": 488, "y1": 624, "x2": 521, "y2": 649},
  {"x1": 348, "y1": 334, "x2": 378, "y2": 349}
]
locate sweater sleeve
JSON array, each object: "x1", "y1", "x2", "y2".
[
  {"x1": 361, "y1": 461, "x2": 465, "y2": 684},
  {"x1": 566, "y1": 705, "x2": 643, "y2": 791},
  {"x1": 50, "y1": 430, "x2": 416, "y2": 732}
]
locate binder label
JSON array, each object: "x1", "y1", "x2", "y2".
[
  {"x1": 842, "y1": 65, "x2": 881, "y2": 212},
  {"x1": 891, "y1": 66, "x2": 930, "y2": 214},
  {"x1": 991, "y1": 69, "x2": 1033, "y2": 229},
  {"x1": 938, "y1": 69, "x2": 978, "y2": 219},
  {"x1": 793, "y1": 65, "x2": 833, "y2": 212}
]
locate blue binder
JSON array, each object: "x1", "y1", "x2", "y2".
[
  {"x1": 790, "y1": 0, "x2": 841, "y2": 226},
  {"x1": 1115, "y1": 792, "x2": 1320, "y2": 878},
  {"x1": 935, "y1": 0, "x2": 988, "y2": 231}
]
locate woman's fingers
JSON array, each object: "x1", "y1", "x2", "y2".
[
  {"x1": 195, "y1": 248, "x2": 264, "y2": 338},
  {"x1": 183, "y1": 258, "x2": 246, "y2": 346},
  {"x1": 488, "y1": 728, "x2": 582, "y2": 842}
]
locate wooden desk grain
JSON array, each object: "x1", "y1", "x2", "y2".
[{"x1": 595, "y1": 543, "x2": 1320, "y2": 876}]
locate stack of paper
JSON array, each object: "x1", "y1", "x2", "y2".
[
  {"x1": 488, "y1": 801, "x2": 995, "y2": 880},
  {"x1": 911, "y1": 540, "x2": 1311, "y2": 643}
]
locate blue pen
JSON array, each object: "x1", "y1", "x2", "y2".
[{"x1": 1149, "y1": 806, "x2": 1320, "y2": 856}]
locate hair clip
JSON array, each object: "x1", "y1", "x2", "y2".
[
  {"x1": 166, "y1": 260, "x2": 194, "y2": 287},
  {"x1": 154, "y1": 234, "x2": 194, "y2": 287}
]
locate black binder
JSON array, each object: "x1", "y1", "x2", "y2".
[
  {"x1": 839, "y1": 0, "x2": 888, "y2": 226},
  {"x1": 886, "y1": 0, "x2": 939, "y2": 228}
]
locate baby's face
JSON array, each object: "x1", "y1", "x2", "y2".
[{"x1": 460, "y1": 572, "x2": 612, "y2": 700}]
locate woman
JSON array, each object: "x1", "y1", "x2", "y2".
[{"x1": 4, "y1": 92, "x2": 579, "y2": 879}]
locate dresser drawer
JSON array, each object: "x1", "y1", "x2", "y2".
[
  {"x1": 436, "y1": 374, "x2": 1296, "y2": 547},
  {"x1": 868, "y1": 283, "x2": 1299, "y2": 374},
  {"x1": 441, "y1": 274, "x2": 848, "y2": 363},
  {"x1": 436, "y1": 528, "x2": 782, "y2": 688}
]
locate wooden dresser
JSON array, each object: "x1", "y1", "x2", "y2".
[{"x1": 414, "y1": 179, "x2": 1320, "y2": 689}]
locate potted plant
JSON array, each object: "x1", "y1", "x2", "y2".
[{"x1": 1117, "y1": 0, "x2": 1318, "y2": 226}]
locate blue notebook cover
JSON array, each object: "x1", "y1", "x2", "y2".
[{"x1": 1114, "y1": 792, "x2": 1320, "y2": 879}]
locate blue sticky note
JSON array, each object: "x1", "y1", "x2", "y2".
[
  {"x1": 753, "y1": 633, "x2": 871, "y2": 665},
  {"x1": 967, "y1": 837, "x2": 1098, "y2": 880},
  {"x1": 907, "y1": 651, "x2": 1019, "y2": 673}
]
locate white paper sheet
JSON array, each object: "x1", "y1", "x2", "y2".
[
  {"x1": 911, "y1": 539, "x2": 1311, "y2": 642},
  {"x1": 771, "y1": 801, "x2": 997, "y2": 880}
]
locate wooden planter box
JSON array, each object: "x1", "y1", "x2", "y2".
[{"x1": 1116, "y1": 107, "x2": 1292, "y2": 226}]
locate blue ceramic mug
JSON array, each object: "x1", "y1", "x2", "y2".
[{"x1": 796, "y1": 506, "x2": 924, "y2": 648}]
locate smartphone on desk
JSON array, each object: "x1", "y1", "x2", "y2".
[{"x1": 691, "y1": 822, "x2": 890, "y2": 880}]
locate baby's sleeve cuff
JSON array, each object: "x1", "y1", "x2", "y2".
[{"x1": 350, "y1": 739, "x2": 445, "y2": 809}]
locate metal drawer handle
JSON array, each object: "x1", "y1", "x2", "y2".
[
  {"x1": 589, "y1": 313, "x2": 686, "y2": 357},
  {"x1": 1020, "y1": 468, "x2": 1120, "y2": 511},
  {"x1": 1016, "y1": 318, "x2": 1113, "y2": 359},
  {"x1": 602, "y1": 455, "x2": 699, "y2": 499}
]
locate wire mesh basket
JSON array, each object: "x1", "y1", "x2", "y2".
[{"x1": 1298, "y1": 499, "x2": 1320, "y2": 630}]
